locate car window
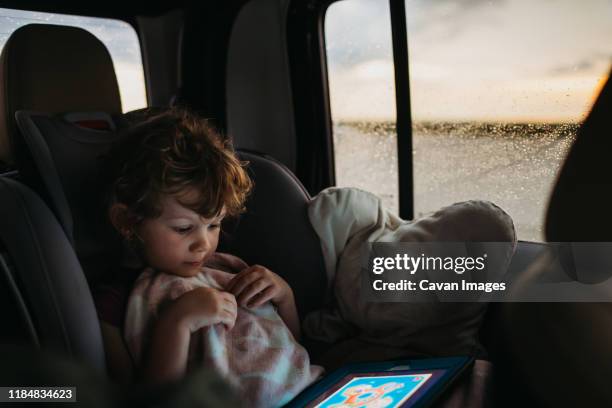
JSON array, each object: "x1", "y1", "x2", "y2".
[
  {"x1": 325, "y1": 0, "x2": 610, "y2": 241},
  {"x1": 0, "y1": 7, "x2": 147, "y2": 112},
  {"x1": 406, "y1": 0, "x2": 610, "y2": 241},
  {"x1": 325, "y1": 0, "x2": 399, "y2": 214}
]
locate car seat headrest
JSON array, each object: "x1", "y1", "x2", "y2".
[
  {"x1": 545, "y1": 70, "x2": 612, "y2": 241},
  {"x1": 0, "y1": 24, "x2": 122, "y2": 165},
  {"x1": 218, "y1": 150, "x2": 327, "y2": 317}
]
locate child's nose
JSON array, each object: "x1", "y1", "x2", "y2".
[{"x1": 190, "y1": 230, "x2": 212, "y2": 253}]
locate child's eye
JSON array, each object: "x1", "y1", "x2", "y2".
[
  {"x1": 208, "y1": 224, "x2": 221, "y2": 230},
  {"x1": 172, "y1": 226, "x2": 193, "y2": 234}
]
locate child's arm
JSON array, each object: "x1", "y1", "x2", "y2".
[
  {"x1": 141, "y1": 308, "x2": 191, "y2": 384},
  {"x1": 275, "y1": 290, "x2": 302, "y2": 341},
  {"x1": 142, "y1": 286, "x2": 238, "y2": 384},
  {"x1": 227, "y1": 265, "x2": 302, "y2": 341},
  {"x1": 99, "y1": 322, "x2": 134, "y2": 385}
]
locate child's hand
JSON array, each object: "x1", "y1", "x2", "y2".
[
  {"x1": 169, "y1": 287, "x2": 238, "y2": 332},
  {"x1": 226, "y1": 265, "x2": 294, "y2": 308}
]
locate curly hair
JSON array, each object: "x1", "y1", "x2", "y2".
[{"x1": 103, "y1": 108, "x2": 252, "y2": 223}]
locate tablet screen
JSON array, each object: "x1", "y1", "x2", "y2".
[{"x1": 307, "y1": 369, "x2": 447, "y2": 408}]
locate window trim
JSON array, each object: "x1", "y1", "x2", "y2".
[
  {"x1": 287, "y1": 0, "x2": 337, "y2": 195},
  {"x1": 316, "y1": 0, "x2": 414, "y2": 216},
  {"x1": 389, "y1": 0, "x2": 413, "y2": 219}
]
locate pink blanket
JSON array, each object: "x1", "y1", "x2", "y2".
[{"x1": 124, "y1": 253, "x2": 323, "y2": 407}]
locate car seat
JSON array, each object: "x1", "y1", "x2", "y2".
[
  {"x1": 0, "y1": 176, "x2": 106, "y2": 373},
  {"x1": 0, "y1": 23, "x2": 328, "y2": 376},
  {"x1": 0, "y1": 23, "x2": 126, "y2": 280},
  {"x1": 0, "y1": 23, "x2": 124, "y2": 372},
  {"x1": 0, "y1": 23, "x2": 122, "y2": 169}
]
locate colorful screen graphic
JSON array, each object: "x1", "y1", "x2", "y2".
[{"x1": 314, "y1": 373, "x2": 433, "y2": 408}]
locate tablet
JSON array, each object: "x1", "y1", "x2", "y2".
[{"x1": 287, "y1": 356, "x2": 473, "y2": 408}]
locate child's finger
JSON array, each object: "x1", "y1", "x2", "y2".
[
  {"x1": 213, "y1": 253, "x2": 249, "y2": 272},
  {"x1": 222, "y1": 300, "x2": 237, "y2": 316},
  {"x1": 221, "y1": 291, "x2": 237, "y2": 304},
  {"x1": 237, "y1": 279, "x2": 270, "y2": 306},
  {"x1": 228, "y1": 271, "x2": 260, "y2": 297},
  {"x1": 223, "y1": 296, "x2": 237, "y2": 311},
  {"x1": 247, "y1": 285, "x2": 276, "y2": 308},
  {"x1": 226, "y1": 266, "x2": 255, "y2": 292},
  {"x1": 221, "y1": 310, "x2": 237, "y2": 330},
  {"x1": 222, "y1": 320, "x2": 234, "y2": 331}
]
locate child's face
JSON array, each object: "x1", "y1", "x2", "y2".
[{"x1": 134, "y1": 190, "x2": 225, "y2": 277}]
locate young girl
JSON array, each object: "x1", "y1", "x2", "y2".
[{"x1": 94, "y1": 109, "x2": 322, "y2": 407}]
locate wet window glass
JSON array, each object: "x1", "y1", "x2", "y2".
[
  {"x1": 326, "y1": 0, "x2": 610, "y2": 242},
  {"x1": 407, "y1": 0, "x2": 610, "y2": 241},
  {"x1": 325, "y1": 0, "x2": 399, "y2": 214}
]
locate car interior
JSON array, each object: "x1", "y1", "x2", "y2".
[{"x1": 0, "y1": 0, "x2": 610, "y2": 407}]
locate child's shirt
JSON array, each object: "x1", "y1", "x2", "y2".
[{"x1": 123, "y1": 252, "x2": 323, "y2": 408}]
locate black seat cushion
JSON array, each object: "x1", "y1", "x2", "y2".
[{"x1": 0, "y1": 177, "x2": 105, "y2": 373}]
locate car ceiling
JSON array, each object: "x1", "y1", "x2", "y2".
[{"x1": 0, "y1": 0, "x2": 248, "y2": 21}]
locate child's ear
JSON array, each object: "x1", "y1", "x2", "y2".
[{"x1": 109, "y1": 203, "x2": 134, "y2": 237}]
